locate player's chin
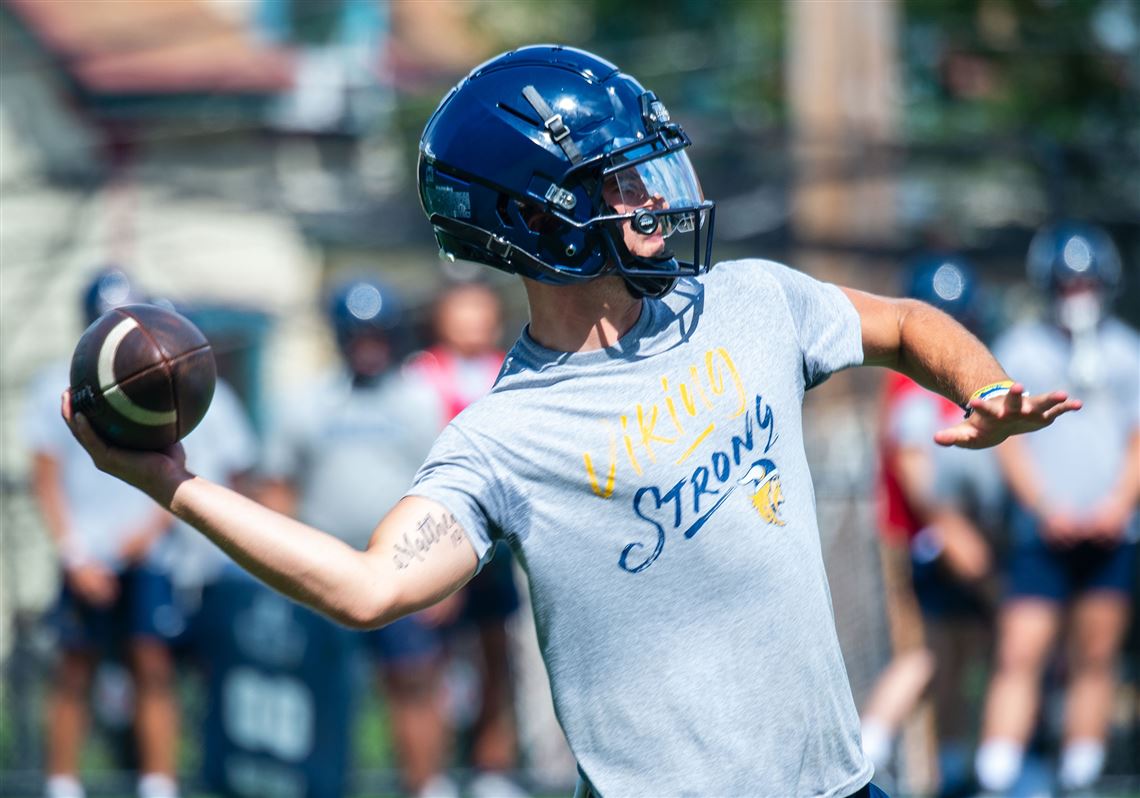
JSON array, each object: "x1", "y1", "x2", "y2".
[{"x1": 629, "y1": 236, "x2": 666, "y2": 258}]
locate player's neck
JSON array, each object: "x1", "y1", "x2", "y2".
[{"x1": 523, "y1": 276, "x2": 644, "y2": 353}]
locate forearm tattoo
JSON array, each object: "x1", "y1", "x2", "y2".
[{"x1": 392, "y1": 511, "x2": 465, "y2": 570}]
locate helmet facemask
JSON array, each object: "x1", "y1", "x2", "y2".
[{"x1": 593, "y1": 147, "x2": 713, "y2": 297}]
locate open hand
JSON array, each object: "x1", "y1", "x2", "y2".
[
  {"x1": 933, "y1": 384, "x2": 1081, "y2": 450},
  {"x1": 61, "y1": 390, "x2": 190, "y2": 507}
]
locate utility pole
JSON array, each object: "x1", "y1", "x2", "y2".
[{"x1": 786, "y1": 2, "x2": 938, "y2": 794}]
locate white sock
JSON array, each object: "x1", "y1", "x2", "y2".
[
  {"x1": 45, "y1": 775, "x2": 85, "y2": 798},
  {"x1": 1058, "y1": 738, "x2": 1106, "y2": 790},
  {"x1": 860, "y1": 718, "x2": 893, "y2": 771},
  {"x1": 137, "y1": 773, "x2": 178, "y2": 798},
  {"x1": 975, "y1": 738, "x2": 1024, "y2": 793}
]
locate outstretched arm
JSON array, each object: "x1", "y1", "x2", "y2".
[
  {"x1": 841, "y1": 288, "x2": 1081, "y2": 448},
  {"x1": 62, "y1": 392, "x2": 478, "y2": 629}
]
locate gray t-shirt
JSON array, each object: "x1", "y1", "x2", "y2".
[
  {"x1": 888, "y1": 381, "x2": 1006, "y2": 537},
  {"x1": 408, "y1": 260, "x2": 872, "y2": 797},
  {"x1": 994, "y1": 318, "x2": 1140, "y2": 523},
  {"x1": 263, "y1": 369, "x2": 443, "y2": 549}
]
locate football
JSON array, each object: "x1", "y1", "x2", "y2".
[{"x1": 69, "y1": 304, "x2": 216, "y2": 450}]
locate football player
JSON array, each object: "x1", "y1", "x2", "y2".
[
  {"x1": 29, "y1": 270, "x2": 181, "y2": 798},
  {"x1": 974, "y1": 223, "x2": 1138, "y2": 795},
  {"x1": 65, "y1": 47, "x2": 1080, "y2": 797},
  {"x1": 409, "y1": 282, "x2": 531, "y2": 798},
  {"x1": 860, "y1": 256, "x2": 1001, "y2": 794},
  {"x1": 258, "y1": 278, "x2": 457, "y2": 797}
]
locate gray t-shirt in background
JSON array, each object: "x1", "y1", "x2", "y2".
[
  {"x1": 408, "y1": 260, "x2": 872, "y2": 797},
  {"x1": 994, "y1": 318, "x2": 1139, "y2": 540},
  {"x1": 263, "y1": 370, "x2": 443, "y2": 549},
  {"x1": 931, "y1": 444, "x2": 1006, "y2": 540}
]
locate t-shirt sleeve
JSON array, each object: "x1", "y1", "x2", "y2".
[
  {"x1": 404, "y1": 424, "x2": 498, "y2": 572},
  {"x1": 763, "y1": 261, "x2": 865, "y2": 389}
]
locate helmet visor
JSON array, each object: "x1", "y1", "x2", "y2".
[{"x1": 603, "y1": 149, "x2": 706, "y2": 242}]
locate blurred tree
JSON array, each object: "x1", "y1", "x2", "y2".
[
  {"x1": 465, "y1": 0, "x2": 786, "y2": 129},
  {"x1": 904, "y1": 0, "x2": 1139, "y2": 142}
]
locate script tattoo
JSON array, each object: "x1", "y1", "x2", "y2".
[{"x1": 392, "y1": 511, "x2": 465, "y2": 570}]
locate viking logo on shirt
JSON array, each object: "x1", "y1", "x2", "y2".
[{"x1": 740, "y1": 459, "x2": 786, "y2": 526}]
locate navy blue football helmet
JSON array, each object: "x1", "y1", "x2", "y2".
[
  {"x1": 327, "y1": 278, "x2": 402, "y2": 350},
  {"x1": 82, "y1": 267, "x2": 142, "y2": 325},
  {"x1": 903, "y1": 254, "x2": 979, "y2": 328},
  {"x1": 1027, "y1": 221, "x2": 1121, "y2": 295},
  {"x1": 327, "y1": 278, "x2": 404, "y2": 382},
  {"x1": 418, "y1": 45, "x2": 715, "y2": 299}
]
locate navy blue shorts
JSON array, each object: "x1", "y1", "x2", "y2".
[
  {"x1": 911, "y1": 556, "x2": 989, "y2": 619},
  {"x1": 52, "y1": 566, "x2": 184, "y2": 653},
  {"x1": 1008, "y1": 508, "x2": 1137, "y2": 602},
  {"x1": 366, "y1": 543, "x2": 519, "y2": 666},
  {"x1": 366, "y1": 613, "x2": 445, "y2": 666}
]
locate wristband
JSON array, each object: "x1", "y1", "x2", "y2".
[{"x1": 963, "y1": 380, "x2": 1015, "y2": 417}]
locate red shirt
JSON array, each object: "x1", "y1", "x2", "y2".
[
  {"x1": 408, "y1": 346, "x2": 505, "y2": 422},
  {"x1": 876, "y1": 372, "x2": 961, "y2": 542}
]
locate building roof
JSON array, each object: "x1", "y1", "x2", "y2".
[{"x1": 6, "y1": 0, "x2": 292, "y2": 94}]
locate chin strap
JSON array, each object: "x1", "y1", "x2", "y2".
[
  {"x1": 622, "y1": 275, "x2": 677, "y2": 299},
  {"x1": 429, "y1": 214, "x2": 595, "y2": 284}
]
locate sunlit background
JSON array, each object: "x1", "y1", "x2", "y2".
[{"x1": 1, "y1": 1, "x2": 1137, "y2": 796}]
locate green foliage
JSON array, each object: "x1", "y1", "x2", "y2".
[
  {"x1": 462, "y1": 0, "x2": 786, "y2": 125},
  {"x1": 903, "y1": 0, "x2": 1139, "y2": 142}
]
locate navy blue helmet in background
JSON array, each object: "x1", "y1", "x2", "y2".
[
  {"x1": 1026, "y1": 221, "x2": 1122, "y2": 297},
  {"x1": 327, "y1": 278, "x2": 403, "y2": 353},
  {"x1": 82, "y1": 267, "x2": 142, "y2": 326},
  {"x1": 327, "y1": 278, "x2": 406, "y2": 385},
  {"x1": 903, "y1": 254, "x2": 980, "y2": 330}
]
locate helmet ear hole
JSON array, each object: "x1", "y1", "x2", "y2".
[
  {"x1": 495, "y1": 194, "x2": 513, "y2": 228},
  {"x1": 498, "y1": 194, "x2": 558, "y2": 235}
]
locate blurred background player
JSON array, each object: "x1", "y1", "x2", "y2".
[
  {"x1": 409, "y1": 282, "x2": 528, "y2": 798},
  {"x1": 974, "y1": 222, "x2": 1140, "y2": 795},
  {"x1": 259, "y1": 277, "x2": 454, "y2": 797},
  {"x1": 157, "y1": 371, "x2": 259, "y2": 607},
  {"x1": 861, "y1": 256, "x2": 1001, "y2": 796},
  {"x1": 25, "y1": 270, "x2": 182, "y2": 798}
]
